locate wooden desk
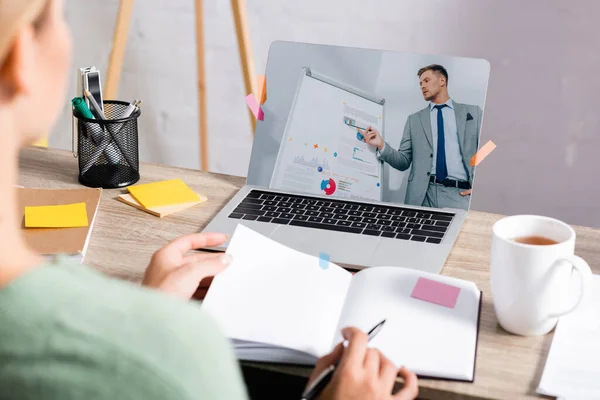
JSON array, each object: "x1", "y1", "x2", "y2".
[{"x1": 19, "y1": 147, "x2": 600, "y2": 400}]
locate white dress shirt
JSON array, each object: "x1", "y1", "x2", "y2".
[{"x1": 378, "y1": 98, "x2": 468, "y2": 181}]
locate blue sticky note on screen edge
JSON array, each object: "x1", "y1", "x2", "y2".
[{"x1": 319, "y1": 253, "x2": 330, "y2": 269}]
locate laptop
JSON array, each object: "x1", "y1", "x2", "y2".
[{"x1": 202, "y1": 41, "x2": 490, "y2": 273}]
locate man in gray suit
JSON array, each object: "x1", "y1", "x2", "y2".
[{"x1": 362, "y1": 64, "x2": 482, "y2": 210}]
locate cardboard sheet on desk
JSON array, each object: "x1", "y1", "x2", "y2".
[
  {"x1": 127, "y1": 179, "x2": 201, "y2": 209},
  {"x1": 118, "y1": 192, "x2": 207, "y2": 217},
  {"x1": 17, "y1": 187, "x2": 101, "y2": 255},
  {"x1": 25, "y1": 202, "x2": 88, "y2": 228}
]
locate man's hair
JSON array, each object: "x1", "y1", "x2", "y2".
[{"x1": 418, "y1": 64, "x2": 448, "y2": 85}]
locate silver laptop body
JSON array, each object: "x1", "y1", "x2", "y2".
[{"x1": 202, "y1": 41, "x2": 490, "y2": 273}]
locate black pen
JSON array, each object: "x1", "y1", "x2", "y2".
[{"x1": 301, "y1": 319, "x2": 387, "y2": 400}]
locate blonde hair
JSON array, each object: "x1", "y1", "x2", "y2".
[{"x1": 0, "y1": 0, "x2": 49, "y2": 66}]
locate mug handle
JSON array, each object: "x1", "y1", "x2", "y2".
[{"x1": 547, "y1": 255, "x2": 593, "y2": 318}]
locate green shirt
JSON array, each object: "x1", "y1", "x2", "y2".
[{"x1": 0, "y1": 256, "x2": 249, "y2": 400}]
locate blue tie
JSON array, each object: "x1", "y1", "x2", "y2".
[{"x1": 434, "y1": 104, "x2": 448, "y2": 182}]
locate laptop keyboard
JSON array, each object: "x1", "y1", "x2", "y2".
[{"x1": 228, "y1": 190, "x2": 454, "y2": 244}]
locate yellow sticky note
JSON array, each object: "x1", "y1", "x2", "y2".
[
  {"x1": 127, "y1": 179, "x2": 201, "y2": 209},
  {"x1": 33, "y1": 137, "x2": 48, "y2": 147},
  {"x1": 25, "y1": 202, "x2": 88, "y2": 228}
]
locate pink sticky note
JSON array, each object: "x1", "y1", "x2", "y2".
[
  {"x1": 411, "y1": 277, "x2": 461, "y2": 308},
  {"x1": 245, "y1": 94, "x2": 264, "y2": 121}
]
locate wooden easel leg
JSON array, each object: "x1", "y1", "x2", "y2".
[
  {"x1": 231, "y1": 0, "x2": 257, "y2": 134},
  {"x1": 105, "y1": 0, "x2": 135, "y2": 100},
  {"x1": 195, "y1": 0, "x2": 209, "y2": 171},
  {"x1": 105, "y1": 0, "x2": 254, "y2": 170}
]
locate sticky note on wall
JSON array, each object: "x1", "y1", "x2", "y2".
[
  {"x1": 25, "y1": 202, "x2": 89, "y2": 228},
  {"x1": 257, "y1": 75, "x2": 266, "y2": 105},
  {"x1": 245, "y1": 94, "x2": 264, "y2": 121},
  {"x1": 470, "y1": 140, "x2": 496, "y2": 166}
]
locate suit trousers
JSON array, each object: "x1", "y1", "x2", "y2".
[{"x1": 422, "y1": 182, "x2": 470, "y2": 210}]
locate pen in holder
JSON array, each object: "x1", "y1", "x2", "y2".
[{"x1": 72, "y1": 99, "x2": 141, "y2": 188}]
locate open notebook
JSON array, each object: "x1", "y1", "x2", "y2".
[{"x1": 202, "y1": 224, "x2": 482, "y2": 382}]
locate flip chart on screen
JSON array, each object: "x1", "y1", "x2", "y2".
[{"x1": 270, "y1": 67, "x2": 385, "y2": 202}]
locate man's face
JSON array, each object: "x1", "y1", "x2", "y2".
[{"x1": 419, "y1": 70, "x2": 445, "y2": 102}]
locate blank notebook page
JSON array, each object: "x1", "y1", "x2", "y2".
[
  {"x1": 333, "y1": 267, "x2": 480, "y2": 381},
  {"x1": 202, "y1": 224, "x2": 352, "y2": 358}
]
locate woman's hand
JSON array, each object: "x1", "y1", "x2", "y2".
[
  {"x1": 307, "y1": 327, "x2": 419, "y2": 400},
  {"x1": 142, "y1": 232, "x2": 231, "y2": 299}
]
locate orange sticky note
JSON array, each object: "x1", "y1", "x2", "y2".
[
  {"x1": 25, "y1": 202, "x2": 88, "y2": 228},
  {"x1": 127, "y1": 179, "x2": 201, "y2": 209},
  {"x1": 470, "y1": 140, "x2": 496, "y2": 166},
  {"x1": 257, "y1": 75, "x2": 266, "y2": 105}
]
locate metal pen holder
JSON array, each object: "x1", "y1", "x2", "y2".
[{"x1": 72, "y1": 100, "x2": 141, "y2": 188}]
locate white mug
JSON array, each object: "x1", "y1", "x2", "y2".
[{"x1": 490, "y1": 215, "x2": 593, "y2": 336}]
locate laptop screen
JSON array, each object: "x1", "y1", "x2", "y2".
[{"x1": 248, "y1": 41, "x2": 490, "y2": 212}]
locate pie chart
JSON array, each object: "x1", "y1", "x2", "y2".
[{"x1": 320, "y1": 178, "x2": 336, "y2": 196}]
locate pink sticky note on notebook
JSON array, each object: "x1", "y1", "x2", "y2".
[
  {"x1": 411, "y1": 277, "x2": 461, "y2": 308},
  {"x1": 245, "y1": 94, "x2": 264, "y2": 121}
]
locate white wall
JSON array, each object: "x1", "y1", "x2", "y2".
[
  {"x1": 54, "y1": 0, "x2": 600, "y2": 228},
  {"x1": 57, "y1": 0, "x2": 254, "y2": 176}
]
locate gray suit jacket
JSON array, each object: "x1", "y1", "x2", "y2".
[{"x1": 379, "y1": 100, "x2": 483, "y2": 206}]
